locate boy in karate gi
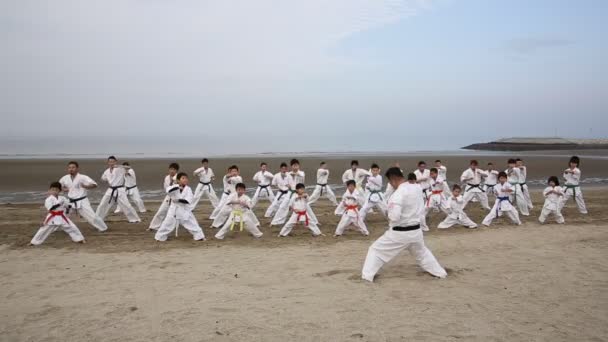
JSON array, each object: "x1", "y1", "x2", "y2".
[
  {"x1": 460, "y1": 160, "x2": 490, "y2": 210},
  {"x1": 215, "y1": 183, "x2": 264, "y2": 239},
  {"x1": 30, "y1": 182, "x2": 86, "y2": 245},
  {"x1": 559, "y1": 156, "x2": 588, "y2": 214},
  {"x1": 154, "y1": 173, "x2": 205, "y2": 242},
  {"x1": 359, "y1": 164, "x2": 387, "y2": 222},
  {"x1": 342, "y1": 160, "x2": 371, "y2": 191},
  {"x1": 251, "y1": 162, "x2": 275, "y2": 208},
  {"x1": 483, "y1": 162, "x2": 499, "y2": 197},
  {"x1": 438, "y1": 184, "x2": 478, "y2": 229},
  {"x1": 421, "y1": 168, "x2": 451, "y2": 230},
  {"x1": 59, "y1": 161, "x2": 108, "y2": 232},
  {"x1": 334, "y1": 180, "x2": 369, "y2": 237},
  {"x1": 192, "y1": 158, "x2": 219, "y2": 209},
  {"x1": 279, "y1": 183, "x2": 323, "y2": 237},
  {"x1": 114, "y1": 162, "x2": 146, "y2": 214},
  {"x1": 434, "y1": 160, "x2": 448, "y2": 182},
  {"x1": 516, "y1": 158, "x2": 534, "y2": 210},
  {"x1": 271, "y1": 159, "x2": 305, "y2": 226},
  {"x1": 539, "y1": 176, "x2": 565, "y2": 224},
  {"x1": 506, "y1": 158, "x2": 529, "y2": 216},
  {"x1": 361, "y1": 168, "x2": 447, "y2": 282},
  {"x1": 414, "y1": 161, "x2": 431, "y2": 202},
  {"x1": 482, "y1": 172, "x2": 522, "y2": 226},
  {"x1": 149, "y1": 163, "x2": 179, "y2": 230},
  {"x1": 309, "y1": 162, "x2": 339, "y2": 206},
  {"x1": 95, "y1": 156, "x2": 141, "y2": 223},
  {"x1": 210, "y1": 165, "x2": 243, "y2": 227},
  {"x1": 265, "y1": 163, "x2": 291, "y2": 218}
]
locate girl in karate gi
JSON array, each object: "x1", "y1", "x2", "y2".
[
  {"x1": 437, "y1": 184, "x2": 478, "y2": 229},
  {"x1": 482, "y1": 172, "x2": 522, "y2": 226},
  {"x1": 539, "y1": 176, "x2": 565, "y2": 224}
]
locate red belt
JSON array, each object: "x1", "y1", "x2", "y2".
[
  {"x1": 345, "y1": 205, "x2": 360, "y2": 221},
  {"x1": 426, "y1": 190, "x2": 443, "y2": 207},
  {"x1": 296, "y1": 210, "x2": 309, "y2": 226},
  {"x1": 45, "y1": 210, "x2": 69, "y2": 225}
]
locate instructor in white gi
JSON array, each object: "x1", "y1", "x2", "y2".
[{"x1": 362, "y1": 167, "x2": 447, "y2": 282}]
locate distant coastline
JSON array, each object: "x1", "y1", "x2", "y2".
[{"x1": 463, "y1": 137, "x2": 608, "y2": 151}]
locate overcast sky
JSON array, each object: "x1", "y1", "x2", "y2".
[{"x1": 1, "y1": 0, "x2": 607, "y2": 151}]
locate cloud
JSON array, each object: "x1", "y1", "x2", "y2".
[{"x1": 504, "y1": 37, "x2": 575, "y2": 55}]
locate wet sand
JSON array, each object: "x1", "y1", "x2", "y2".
[{"x1": 1, "y1": 188, "x2": 607, "y2": 341}]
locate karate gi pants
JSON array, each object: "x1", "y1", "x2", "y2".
[
  {"x1": 31, "y1": 222, "x2": 85, "y2": 245},
  {"x1": 192, "y1": 183, "x2": 219, "y2": 209},
  {"x1": 279, "y1": 212, "x2": 322, "y2": 236},
  {"x1": 539, "y1": 208, "x2": 565, "y2": 224},
  {"x1": 96, "y1": 188, "x2": 140, "y2": 223},
  {"x1": 70, "y1": 197, "x2": 107, "y2": 231},
  {"x1": 308, "y1": 185, "x2": 338, "y2": 206},
  {"x1": 154, "y1": 215, "x2": 205, "y2": 241},
  {"x1": 559, "y1": 186, "x2": 588, "y2": 214}
]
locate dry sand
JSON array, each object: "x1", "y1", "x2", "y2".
[{"x1": 1, "y1": 189, "x2": 607, "y2": 341}]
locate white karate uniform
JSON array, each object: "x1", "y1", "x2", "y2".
[
  {"x1": 559, "y1": 167, "x2": 588, "y2": 214},
  {"x1": 438, "y1": 195, "x2": 478, "y2": 229},
  {"x1": 309, "y1": 168, "x2": 338, "y2": 205},
  {"x1": 154, "y1": 185, "x2": 205, "y2": 241},
  {"x1": 95, "y1": 167, "x2": 141, "y2": 223},
  {"x1": 359, "y1": 175, "x2": 387, "y2": 222},
  {"x1": 342, "y1": 168, "x2": 371, "y2": 191},
  {"x1": 506, "y1": 167, "x2": 529, "y2": 216},
  {"x1": 115, "y1": 168, "x2": 146, "y2": 213},
  {"x1": 271, "y1": 171, "x2": 305, "y2": 226},
  {"x1": 437, "y1": 165, "x2": 448, "y2": 181},
  {"x1": 518, "y1": 166, "x2": 533, "y2": 210},
  {"x1": 30, "y1": 195, "x2": 85, "y2": 245},
  {"x1": 251, "y1": 170, "x2": 276, "y2": 208},
  {"x1": 460, "y1": 168, "x2": 490, "y2": 210},
  {"x1": 334, "y1": 189, "x2": 369, "y2": 236},
  {"x1": 279, "y1": 195, "x2": 322, "y2": 236},
  {"x1": 59, "y1": 173, "x2": 108, "y2": 232},
  {"x1": 482, "y1": 182, "x2": 521, "y2": 226},
  {"x1": 425, "y1": 177, "x2": 450, "y2": 214},
  {"x1": 361, "y1": 182, "x2": 447, "y2": 282},
  {"x1": 149, "y1": 174, "x2": 176, "y2": 230},
  {"x1": 539, "y1": 186, "x2": 565, "y2": 224},
  {"x1": 192, "y1": 167, "x2": 219, "y2": 209},
  {"x1": 483, "y1": 170, "x2": 499, "y2": 197},
  {"x1": 265, "y1": 172, "x2": 292, "y2": 218},
  {"x1": 215, "y1": 194, "x2": 263, "y2": 239},
  {"x1": 210, "y1": 174, "x2": 243, "y2": 224},
  {"x1": 414, "y1": 169, "x2": 432, "y2": 201}
]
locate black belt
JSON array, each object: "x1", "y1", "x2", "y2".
[
  {"x1": 199, "y1": 181, "x2": 212, "y2": 191},
  {"x1": 466, "y1": 184, "x2": 485, "y2": 192},
  {"x1": 392, "y1": 224, "x2": 420, "y2": 232},
  {"x1": 224, "y1": 191, "x2": 231, "y2": 196},
  {"x1": 69, "y1": 196, "x2": 87, "y2": 211},
  {"x1": 109, "y1": 185, "x2": 125, "y2": 203},
  {"x1": 258, "y1": 184, "x2": 271, "y2": 196},
  {"x1": 276, "y1": 190, "x2": 289, "y2": 201},
  {"x1": 126, "y1": 185, "x2": 137, "y2": 191},
  {"x1": 317, "y1": 183, "x2": 327, "y2": 195}
]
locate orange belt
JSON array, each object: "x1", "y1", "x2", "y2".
[{"x1": 426, "y1": 190, "x2": 443, "y2": 207}]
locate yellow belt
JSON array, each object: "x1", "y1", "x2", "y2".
[{"x1": 230, "y1": 210, "x2": 244, "y2": 231}]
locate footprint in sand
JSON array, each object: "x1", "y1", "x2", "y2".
[{"x1": 313, "y1": 269, "x2": 358, "y2": 277}]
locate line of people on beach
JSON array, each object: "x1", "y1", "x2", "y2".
[{"x1": 31, "y1": 155, "x2": 587, "y2": 247}]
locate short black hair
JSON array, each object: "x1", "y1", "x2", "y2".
[
  {"x1": 122, "y1": 162, "x2": 130, "y2": 166},
  {"x1": 108, "y1": 156, "x2": 117, "y2": 161},
  {"x1": 346, "y1": 180, "x2": 356, "y2": 187},
  {"x1": 452, "y1": 184, "x2": 462, "y2": 191},
  {"x1": 67, "y1": 161, "x2": 79, "y2": 168},
  {"x1": 320, "y1": 161, "x2": 326, "y2": 166},
  {"x1": 435, "y1": 160, "x2": 441, "y2": 163},
  {"x1": 430, "y1": 167, "x2": 438, "y2": 174},
  {"x1": 260, "y1": 162, "x2": 267, "y2": 167},
  {"x1": 235, "y1": 183, "x2": 246, "y2": 190},
  {"x1": 569, "y1": 156, "x2": 580, "y2": 166},
  {"x1": 290, "y1": 159, "x2": 300, "y2": 166},
  {"x1": 515, "y1": 158, "x2": 522, "y2": 162},
  {"x1": 498, "y1": 171, "x2": 508, "y2": 179},
  {"x1": 370, "y1": 163, "x2": 379, "y2": 169},
  {"x1": 169, "y1": 163, "x2": 180, "y2": 170},
  {"x1": 50, "y1": 181, "x2": 62, "y2": 190},
  {"x1": 176, "y1": 172, "x2": 188, "y2": 180},
  {"x1": 351, "y1": 160, "x2": 359, "y2": 166},
  {"x1": 229, "y1": 165, "x2": 239, "y2": 171},
  {"x1": 548, "y1": 176, "x2": 560, "y2": 186},
  {"x1": 417, "y1": 161, "x2": 426, "y2": 166},
  {"x1": 487, "y1": 162, "x2": 494, "y2": 165},
  {"x1": 280, "y1": 162, "x2": 288, "y2": 168},
  {"x1": 507, "y1": 158, "x2": 517, "y2": 164},
  {"x1": 201, "y1": 158, "x2": 209, "y2": 163},
  {"x1": 296, "y1": 183, "x2": 306, "y2": 190},
  {"x1": 385, "y1": 167, "x2": 404, "y2": 179},
  {"x1": 470, "y1": 159, "x2": 479, "y2": 166},
  {"x1": 407, "y1": 172, "x2": 417, "y2": 181}
]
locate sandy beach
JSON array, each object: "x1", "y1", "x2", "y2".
[{"x1": 1, "y1": 186, "x2": 607, "y2": 341}]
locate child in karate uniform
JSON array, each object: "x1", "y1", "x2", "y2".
[
  {"x1": 271, "y1": 159, "x2": 305, "y2": 226},
  {"x1": 359, "y1": 164, "x2": 387, "y2": 222},
  {"x1": 264, "y1": 163, "x2": 291, "y2": 218},
  {"x1": 154, "y1": 173, "x2": 205, "y2": 242},
  {"x1": 215, "y1": 183, "x2": 264, "y2": 239},
  {"x1": 334, "y1": 180, "x2": 369, "y2": 237},
  {"x1": 30, "y1": 182, "x2": 85, "y2": 245},
  {"x1": 309, "y1": 162, "x2": 339, "y2": 206},
  {"x1": 210, "y1": 165, "x2": 243, "y2": 226},
  {"x1": 251, "y1": 162, "x2": 275, "y2": 208},
  {"x1": 438, "y1": 184, "x2": 478, "y2": 229},
  {"x1": 559, "y1": 156, "x2": 588, "y2": 214},
  {"x1": 115, "y1": 162, "x2": 146, "y2": 213},
  {"x1": 414, "y1": 161, "x2": 431, "y2": 202},
  {"x1": 279, "y1": 183, "x2": 323, "y2": 237},
  {"x1": 435, "y1": 160, "x2": 448, "y2": 182},
  {"x1": 192, "y1": 158, "x2": 219, "y2": 209},
  {"x1": 149, "y1": 163, "x2": 179, "y2": 230},
  {"x1": 482, "y1": 172, "x2": 522, "y2": 226},
  {"x1": 539, "y1": 176, "x2": 565, "y2": 224},
  {"x1": 460, "y1": 160, "x2": 490, "y2": 210},
  {"x1": 484, "y1": 162, "x2": 499, "y2": 197},
  {"x1": 342, "y1": 160, "x2": 371, "y2": 191},
  {"x1": 506, "y1": 158, "x2": 530, "y2": 216}
]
